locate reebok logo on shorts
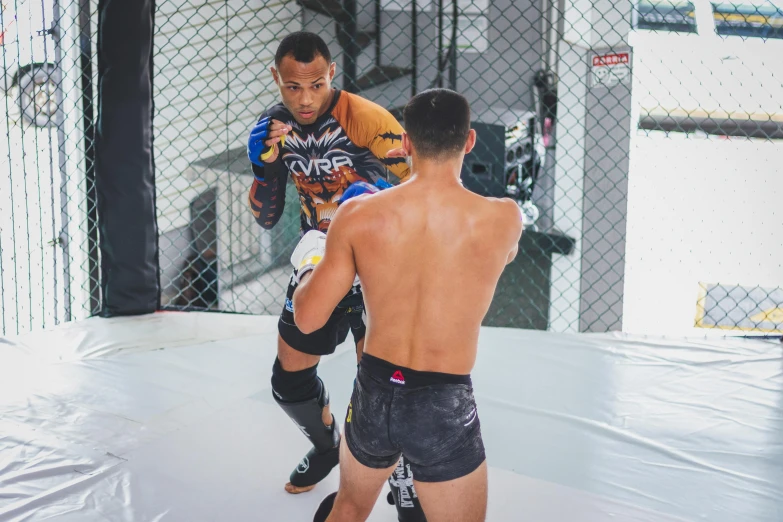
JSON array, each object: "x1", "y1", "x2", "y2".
[{"x1": 390, "y1": 370, "x2": 405, "y2": 385}]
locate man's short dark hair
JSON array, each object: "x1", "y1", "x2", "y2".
[
  {"x1": 275, "y1": 32, "x2": 332, "y2": 67},
  {"x1": 403, "y1": 89, "x2": 471, "y2": 159}
]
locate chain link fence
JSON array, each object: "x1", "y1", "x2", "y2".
[
  {"x1": 2, "y1": 0, "x2": 782, "y2": 337},
  {"x1": 1, "y1": 0, "x2": 99, "y2": 336}
]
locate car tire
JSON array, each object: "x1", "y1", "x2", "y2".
[{"x1": 17, "y1": 64, "x2": 60, "y2": 128}]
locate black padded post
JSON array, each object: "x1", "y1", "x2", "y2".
[{"x1": 95, "y1": 0, "x2": 159, "y2": 316}]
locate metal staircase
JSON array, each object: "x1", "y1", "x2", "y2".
[{"x1": 296, "y1": 0, "x2": 416, "y2": 97}]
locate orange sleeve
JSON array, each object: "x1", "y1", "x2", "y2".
[{"x1": 333, "y1": 93, "x2": 411, "y2": 184}]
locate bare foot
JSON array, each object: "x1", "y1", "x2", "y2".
[{"x1": 285, "y1": 482, "x2": 317, "y2": 494}]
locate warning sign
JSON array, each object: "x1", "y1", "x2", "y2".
[{"x1": 590, "y1": 51, "x2": 632, "y2": 88}]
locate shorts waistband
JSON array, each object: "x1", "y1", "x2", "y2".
[{"x1": 360, "y1": 353, "x2": 472, "y2": 388}]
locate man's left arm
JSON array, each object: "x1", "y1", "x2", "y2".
[
  {"x1": 368, "y1": 111, "x2": 411, "y2": 184},
  {"x1": 335, "y1": 95, "x2": 410, "y2": 183},
  {"x1": 292, "y1": 206, "x2": 358, "y2": 334}
]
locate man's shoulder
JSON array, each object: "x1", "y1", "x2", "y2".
[
  {"x1": 484, "y1": 197, "x2": 524, "y2": 242},
  {"x1": 331, "y1": 92, "x2": 403, "y2": 151},
  {"x1": 483, "y1": 196, "x2": 522, "y2": 219},
  {"x1": 466, "y1": 194, "x2": 522, "y2": 231},
  {"x1": 338, "y1": 92, "x2": 399, "y2": 126},
  {"x1": 336, "y1": 191, "x2": 376, "y2": 217},
  {"x1": 335, "y1": 189, "x2": 389, "y2": 227}
]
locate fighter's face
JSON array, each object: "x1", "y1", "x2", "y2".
[{"x1": 271, "y1": 55, "x2": 336, "y2": 126}]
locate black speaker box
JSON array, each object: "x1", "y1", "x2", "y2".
[{"x1": 460, "y1": 107, "x2": 539, "y2": 198}]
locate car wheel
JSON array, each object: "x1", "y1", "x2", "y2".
[{"x1": 17, "y1": 64, "x2": 60, "y2": 127}]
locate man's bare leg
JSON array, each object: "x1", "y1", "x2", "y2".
[
  {"x1": 324, "y1": 437, "x2": 397, "y2": 522},
  {"x1": 275, "y1": 334, "x2": 339, "y2": 494},
  {"x1": 413, "y1": 462, "x2": 488, "y2": 522}
]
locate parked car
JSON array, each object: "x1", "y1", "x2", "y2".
[
  {"x1": 1, "y1": 0, "x2": 59, "y2": 127},
  {"x1": 631, "y1": 0, "x2": 783, "y2": 139}
]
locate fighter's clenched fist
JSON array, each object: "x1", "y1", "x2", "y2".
[{"x1": 247, "y1": 116, "x2": 292, "y2": 167}]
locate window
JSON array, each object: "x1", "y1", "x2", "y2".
[
  {"x1": 712, "y1": 1, "x2": 783, "y2": 39},
  {"x1": 634, "y1": 0, "x2": 699, "y2": 33}
]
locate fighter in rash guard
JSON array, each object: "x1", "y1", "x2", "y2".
[
  {"x1": 247, "y1": 32, "x2": 427, "y2": 522},
  {"x1": 248, "y1": 87, "x2": 409, "y2": 232}
]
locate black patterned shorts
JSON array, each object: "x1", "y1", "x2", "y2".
[
  {"x1": 344, "y1": 353, "x2": 486, "y2": 482},
  {"x1": 278, "y1": 270, "x2": 366, "y2": 356}
]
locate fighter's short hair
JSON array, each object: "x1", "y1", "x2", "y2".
[
  {"x1": 275, "y1": 31, "x2": 332, "y2": 67},
  {"x1": 403, "y1": 88, "x2": 471, "y2": 159}
]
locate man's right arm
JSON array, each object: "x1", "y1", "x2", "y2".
[
  {"x1": 246, "y1": 113, "x2": 292, "y2": 229},
  {"x1": 248, "y1": 160, "x2": 288, "y2": 230}
]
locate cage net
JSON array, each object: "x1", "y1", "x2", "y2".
[
  {"x1": 1, "y1": 0, "x2": 99, "y2": 336},
  {"x1": 2, "y1": 0, "x2": 782, "y2": 337}
]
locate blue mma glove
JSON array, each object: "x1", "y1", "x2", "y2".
[
  {"x1": 247, "y1": 116, "x2": 286, "y2": 169},
  {"x1": 340, "y1": 179, "x2": 392, "y2": 205}
]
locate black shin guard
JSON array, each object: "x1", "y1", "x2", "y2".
[
  {"x1": 272, "y1": 360, "x2": 340, "y2": 488},
  {"x1": 387, "y1": 455, "x2": 428, "y2": 521}
]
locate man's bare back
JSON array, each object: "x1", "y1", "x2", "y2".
[
  {"x1": 343, "y1": 176, "x2": 521, "y2": 375},
  {"x1": 292, "y1": 88, "x2": 523, "y2": 522}
]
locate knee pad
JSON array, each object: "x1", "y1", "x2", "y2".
[
  {"x1": 271, "y1": 357, "x2": 337, "y2": 454},
  {"x1": 271, "y1": 357, "x2": 322, "y2": 404}
]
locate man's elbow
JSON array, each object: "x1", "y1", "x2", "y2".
[
  {"x1": 249, "y1": 203, "x2": 282, "y2": 230},
  {"x1": 293, "y1": 307, "x2": 325, "y2": 335},
  {"x1": 255, "y1": 214, "x2": 281, "y2": 230},
  {"x1": 295, "y1": 318, "x2": 319, "y2": 335},
  {"x1": 292, "y1": 293, "x2": 327, "y2": 334}
]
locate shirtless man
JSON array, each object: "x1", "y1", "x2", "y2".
[{"x1": 289, "y1": 88, "x2": 524, "y2": 522}]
